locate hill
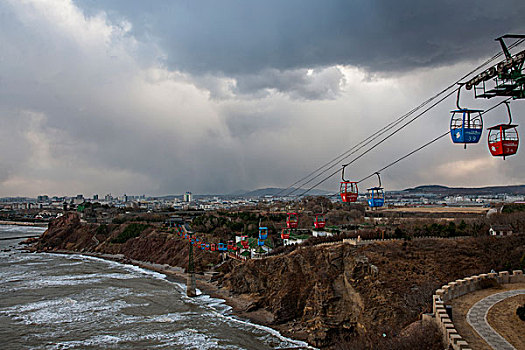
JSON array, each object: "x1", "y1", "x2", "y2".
[{"x1": 401, "y1": 184, "x2": 525, "y2": 196}]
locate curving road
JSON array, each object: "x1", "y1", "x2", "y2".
[{"x1": 466, "y1": 289, "x2": 525, "y2": 350}]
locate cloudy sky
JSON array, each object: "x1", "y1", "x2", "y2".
[{"x1": 1, "y1": 0, "x2": 525, "y2": 197}]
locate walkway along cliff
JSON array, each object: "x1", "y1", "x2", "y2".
[{"x1": 29, "y1": 212, "x2": 525, "y2": 348}]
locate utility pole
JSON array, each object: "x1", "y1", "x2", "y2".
[{"x1": 186, "y1": 240, "x2": 196, "y2": 297}]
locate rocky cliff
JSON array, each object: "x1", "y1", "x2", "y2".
[
  {"x1": 219, "y1": 235, "x2": 525, "y2": 347},
  {"x1": 33, "y1": 212, "x2": 221, "y2": 272}
]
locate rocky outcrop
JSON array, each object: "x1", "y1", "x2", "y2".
[
  {"x1": 221, "y1": 244, "x2": 380, "y2": 347},
  {"x1": 221, "y1": 235, "x2": 525, "y2": 347},
  {"x1": 33, "y1": 213, "x2": 221, "y2": 272}
]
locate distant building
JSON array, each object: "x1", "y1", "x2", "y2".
[
  {"x1": 489, "y1": 225, "x2": 513, "y2": 236},
  {"x1": 37, "y1": 195, "x2": 49, "y2": 203},
  {"x1": 184, "y1": 192, "x2": 192, "y2": 202},
  {"x1": 93, "y1": 194, "x2": 99, "y2": 201}
]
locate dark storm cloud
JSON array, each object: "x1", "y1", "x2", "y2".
[
  {"x1": 76, "y1": 0, "x2": 525, "y2": 75},
  {"x1": 1, "y1": 0, "x2": 524, "y2": 197}
]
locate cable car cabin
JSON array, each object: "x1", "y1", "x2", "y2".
[
  {"x1": 281, "y1": 229, "x2": 290, "y2": 239},
  {"x1": 201, "y1": 243, "x2": 206, "y2": 250},
  {"x1": 488, "y1": 124, "x2": 519, "y2": 158},
  {"x1": 314, "y1": 214, "x2": 326, "y2": 229},
  {"x1": 286, "y1": 213, "x2": 299, "y2": 229},
  {"x1": 218, "y1": 243, "x2": 227, "y2": 251},
  {"x1": 367, "y1": 187, "x2": 385, "y2": 208},
  {"x1": 450, "y1": 109, "x2": 483, "y2": 145},
  {"x1": 259, "y1": 227, "x2": 268, "y2": 240},
  {"x1": 340, "y1": 181, "x2": 358, "y2": 202},
  {"x1": 227, "y1": 240, "x2": 234, "y2": 250},
  {"x1": 257, "y1": 239, "x2": 265, "y2": 246},
  {"x1": 210, "y1": 243, "x2": 216, "y2": 251},
  {"x1": 205, "y1": 244, "x2": 210, "y2": 251}
]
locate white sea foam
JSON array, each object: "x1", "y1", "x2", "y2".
[
  {"x1": 32, "y1": 252, "x2": 313, "y2": 349},
  {"x1": 0, "y1": 225, "x2": 46, "y2": 233},
  {"x1": 61, "y1": 253, "x2": 169, "y2": 281}
]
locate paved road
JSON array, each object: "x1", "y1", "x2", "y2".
[{"x1": 466, "y1": 289, "x2": 525, "y2": 350}]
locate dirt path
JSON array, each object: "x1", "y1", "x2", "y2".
[
  {"x1": 486, "y1": 294, "x2": 525, "y2": 349},
  {"x1": 448, "y1": 283, "x2": 525, "y2": 350}
]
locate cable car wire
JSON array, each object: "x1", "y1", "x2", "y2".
[
  {"x1": 301, "y1": 97, "x2": 513, "y2": 198},
  {"x1": 356, "y1": 97, "x2": 513, "y2": 184},
  {"x1": 277, "y1": 39, "x2": 525, "y2": 198},
  {"x1": 295, "y1": 87, "x2": 459, "y2": 197}
]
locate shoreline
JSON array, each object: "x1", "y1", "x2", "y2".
[
  {"x1": 29, "y1": 248, "x2": 312, "y2": 349},
  {"x1": 0, "y1": 221, "x2": 48, "y2": 227}
]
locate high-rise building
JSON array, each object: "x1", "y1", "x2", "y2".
[
  {"x1": 37, "y1": 195, "x2": 49, "y2": 202},
  {"x1": 184, "y1": 192, "x2": 192, "y2": 202}
]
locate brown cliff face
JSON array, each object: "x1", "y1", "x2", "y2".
[
  {"x1": 35, "y1": 212, "x2": 83, "y2": 251},
  {"x1": 34, "y1": 213, "x2": 221, "y2": 272},
  {"x1": 220, "y1": 235, "x2": 525, "y2": 347},
  {"x1": 221, "y1": 244, "x2": 370, "y2": 346}
]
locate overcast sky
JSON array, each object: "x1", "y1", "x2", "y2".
[{"x1": 1, "y1": 0, "x2": 525, "y2": 197}]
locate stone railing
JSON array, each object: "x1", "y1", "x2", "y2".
[
  {"x1": 431, "y1": 270, "x2": 524, "y2": 350},
  {"x1": 344, "y1": 235, "x2": 472, "y2": 246}
]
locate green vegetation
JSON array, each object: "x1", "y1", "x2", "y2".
[
  {"x1": 111, "y1": 223, "x2": 149, "y2": 243},
  {"x1": 502, "y1": 204, "x2": 525, "y2": 214},
  {"x1": 409, "y1": 220, "x2": 472, "y2": 238},
  {"x1": 96, "y1": 224, "x2": 108, "y2": 236}
]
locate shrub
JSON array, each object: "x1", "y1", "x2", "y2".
[
  {"x1": 478, "y1": 278, "x2": 500, "y2": 290},
  {"x1": 96, "y1": 224, "x2": 108, "y2": 235},
  {"x1": 111, "y1": 223, "x2": 149, "y2": 243},
  {"x1": 517, "y1": 304, "x2": 525, "y2": 321}
]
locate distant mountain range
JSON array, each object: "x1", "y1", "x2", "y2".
[
  {"x1": 233, "y1": 185, "x2": 525, "y2": 198},
  {"x1": 400, "y1": 185, "x2": 525, "y2": 196}
]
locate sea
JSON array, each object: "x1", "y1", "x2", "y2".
[{"x1": 0, "y1": 225, "x2": 310, "y2": 349}]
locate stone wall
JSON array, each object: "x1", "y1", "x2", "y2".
[
  {"x1": 343, "y1": 235, "x2": 471, "y2": 246},
  {"x1": 431, "y1": 270, "x2": 524, "y2": 350}
]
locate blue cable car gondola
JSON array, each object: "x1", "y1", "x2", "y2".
[
  {"x1": 218, "y1": 243, "x2": 227, "y2": 251},
  {"x1": 259, "y1": 227, "x2": 268, "y2": 240},
  {"x1": 367, "y1": 172, "x2": 385, "y2": 208},
  {"x1": 450, "y1": 86, "x2": 483, "y2": 148},
  {"x1": 257, "y1": 239, "x2": 265, "y2": 246}
]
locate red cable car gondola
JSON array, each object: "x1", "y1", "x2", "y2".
[
  {"x1": 488, "y1": 102, "x2": 519, "y2": 159},
  {"x1": 314, "y1": 214, "x2": 325, "y2": 229},
  {"x1": 340, "y1": 165, "x2": 358, "y2": 203},
  {"x1": 286, "y1": 213, "x2": 298, "y2": 229},
  {"x1": 281, "y1": 229, "x2": 290, "y2": 239}
]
